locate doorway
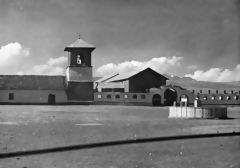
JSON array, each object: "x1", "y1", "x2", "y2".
[
  {"x1": 152, "y1": 94, "x2": 161, "y2": 106},
  {"x1": 48, "y1": 94, "x2": 56, "y2": 105},
  {"x1": 164, "y1": 88, "x2": 177, "y2": 106}
]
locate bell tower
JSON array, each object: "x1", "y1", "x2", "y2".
[{"x1": 64, "y1": 36, "x2": 95, "y2": 103}]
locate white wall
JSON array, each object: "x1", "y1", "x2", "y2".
[{"x1": 66, "y1": 66, "x2": 92, "y2": 82}]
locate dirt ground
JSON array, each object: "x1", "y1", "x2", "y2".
[{"x1": 0, "y1": 105, "x2": 239, "y2": 168}]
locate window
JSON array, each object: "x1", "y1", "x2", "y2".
[
  {"x1": 219, "y1": 96, "x2": 223, "y2": 100},
  {"x1": 9, "y1": 93, "x2": 14, "y2": 100},
  {"x1": 77, "y1": 55, "x2": 82, "y2": 64},
  {"x1": 132, "y1": 94, "x2": 137, "y2": 99},
  {"x1": 115, "y1": 95, "x2": 120, "y2": 99},
  {"x1": 106, "y1": 94, "x2": 111, "y2": 99},
  {"x1": 211, "y1": 96, "x2": 215, "y2": 100},
  {"x1": 226, "y1": 96, "x2": 230, "y2": 100},
  {"x1": 97, "y1": 94, "x2": 102, "y2": 99},
  {"x1": 124, "y1": 94, "x2": 128, "y2": 99},
  {"x1": 203, "y1": 96, "x2": 207, "y2": 100},
  {"x1": 141, "y1": 95, "x2": 146, "y2": 99},
  {"x1": 234, "y1": 96, "x2": 238, "y2": 100}
]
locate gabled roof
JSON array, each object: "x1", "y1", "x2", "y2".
[
  {"x1": 0, "y1": 75, "x2": 66, "y2": 90},
  {"x1": 64, "y1": 38, "x2": 95, "y2": 51},
  {"x1": 98, "y1": 81, "x2": 124, "y2": 89},
  {"x1": 107, "y1": 68, "x2": 168, "y2": 82}
]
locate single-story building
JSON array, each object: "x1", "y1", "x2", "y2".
[
  {"x1": 0, "y1": 75, "x2": 67, "y2": 104},
  {"x1": 96, "y1": 68, "x2": 169, "y2": 93}
]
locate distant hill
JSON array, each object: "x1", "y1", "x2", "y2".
[{"x1": 164, "y1": 74, "x2": 240, "y2": 93}]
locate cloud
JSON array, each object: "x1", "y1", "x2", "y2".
[
  {"x1": 185, "y1": 64, "x2": 240, "y2": 82},
  {"x1": 0, "y1": 42, "x2": 66, "y2": 75},
  {"x1": 32, "y1": 56, "x2": 67, "y2": 75},
  {"x1": 0, "y1": 42, "x2": 30, "y2": 68},
  {"x1": 187, "y1": 65, "x2": 198, "y2": 70},
  {"x1": 96, "y1": 56, "x2": 183, "y2": 76}
]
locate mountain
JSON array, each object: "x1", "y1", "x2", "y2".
[{"x1": 164, "y1": 74, "x2": 240, "y2": 93}]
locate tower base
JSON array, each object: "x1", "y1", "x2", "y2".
[{"x1": 67, "y1": 82, "x2": 93, "y2": 102}]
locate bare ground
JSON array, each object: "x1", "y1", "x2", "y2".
[{"x1": 0, "y1": 105, "x2": 239, "y2": 168}]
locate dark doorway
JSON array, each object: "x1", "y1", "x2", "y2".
[
  {"x1": 48, "y1": 94, "x2": 56, "y2": 105},
  {"x1": 152, "y1": 94, "x2": 161, "y2": 106},
  {"x1": 164, "y1": 88, "x2": 177, "y2": 106}
]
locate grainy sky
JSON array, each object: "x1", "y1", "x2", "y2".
[{"x1": 0, "y1": 0, "x2": 239, "y2": 81}]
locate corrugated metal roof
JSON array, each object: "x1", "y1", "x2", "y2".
[
  {"x1": 64, "y1": 38, "x2": 95, "y2": 50},
  {"x1": 96, "y1": 73, "x2": 119, "y2": 83},
  {"x1": 98, "y1": 81, "x2": 124, "y2": 89},
  {"x1": 107, "y1": 68, "x2": 168, "y2": 82},
  {"x1": 0, "y1": 75, "x2": 66, "y2": 90}
]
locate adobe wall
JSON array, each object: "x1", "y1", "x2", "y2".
[
  {"x1": 94, "y1": 92, "x2": 155, "y2": 106},
  {"x1": 0, "y1": 90, "x2": 68, "y2": 104}
]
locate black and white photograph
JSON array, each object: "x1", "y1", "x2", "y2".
[{"x1": 0, "y1": 0, "x2": 239, "y2": 167}]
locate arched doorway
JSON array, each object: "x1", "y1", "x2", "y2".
[
  {"x1": 164, "y1": 88, "x2": 177, "y2": 106},
  {"x1": 48, "y1": 94, "x2": 56, "y2": 105},
  {"x1": 152, "y1": 94, "x2": 161, "y2": 106}
]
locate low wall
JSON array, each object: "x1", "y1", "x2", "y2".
[
  {"x1": 94, "y1": 92, "x2": 154, "y2": 106},
  {"x1": 197, "y1": 94, "x2": 240, "y2": 105},
  {"x1": 169, "y1": 106, "x2": 227, "y2": 119}
]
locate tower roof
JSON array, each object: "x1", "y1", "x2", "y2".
[{"x1": 64, "y1": 37, "x2": 95, "y2": 51}]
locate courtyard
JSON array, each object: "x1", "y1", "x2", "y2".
[{"x1": 0, "y1": 105, "x2": 239, "y2": 168}]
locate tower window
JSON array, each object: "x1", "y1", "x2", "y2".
[
  {"x1": 106, "y1": 94, "x2": 111, "y2": 99},
  {"x1": 77, "y1": 55, "x2": 82, "y2": 64},
  {"x1": 9, "y1": 93, "x2": 14, "y2": 100},
  {"x1": 115, "y1": 95, "x2": 120, "y2": 99}
]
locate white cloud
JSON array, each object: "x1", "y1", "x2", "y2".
[
  {"x1": 187, "y1": 65, "x2": 198, "y2": 70},
  {"x1": 96, "y1": 56, "x2": 183, "y2": 76},
  {"x1": 32, "y1": 56, "x2": 67, "y2": 75},
  {"x1": 0, "y1": 42, "x2": 29, "y2": 68},
  {"x1": 185, "y1": 64, "x2": 240, "y2": 82},
  {"x1": 47, "y1": 56, "x2": 67, "y2": 66}
]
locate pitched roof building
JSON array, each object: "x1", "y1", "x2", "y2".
[{"x1": 96, "y1": 68, "x2": 168, "y2": 93}]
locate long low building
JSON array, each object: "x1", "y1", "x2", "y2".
[{"x1": 0, "y1": 75, "x2": 67, "y2": 104}]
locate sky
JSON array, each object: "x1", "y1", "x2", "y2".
[{"x1": 0, "y1": 0, "x2": 239, "y2": 82}]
